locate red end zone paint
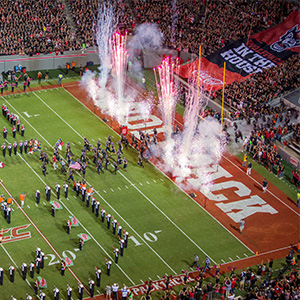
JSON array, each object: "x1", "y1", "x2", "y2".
[
  {"x1": 64, "y1": 79, "x2": 299, "y2": 256},
  {"x1": 1, "y1": 224, "x2": 31, "y2": 244},
  {"x1": 0, "y1": 181, "x2": 90, "y2": 296}
]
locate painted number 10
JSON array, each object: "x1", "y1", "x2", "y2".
[{"x1": 128, "y1": 230, "x2": 162, "y2": 247}]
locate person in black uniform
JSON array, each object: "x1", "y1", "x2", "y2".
[
  {"x1": 106, "y1": 260, "x2": 112, "y2": 276},
  {"x1": 51, "y1": 205, "x2": 55, "y2": 217},
  {"x1": 0, "y1": 267, "x2": 3, "y2": 285},
  {"x1": 63, "y1": 182, "x2": 68, "y2": 199},
  {"x1": 79, "y1": 238, "x2": 84, "y2": 250},
  {"x1": 13, "y1": 141, "x2": 17, "y2": 155},
  {"x1": 19, "y1": 140, "x2": 23, "y2": 154},
  {"x1": 114, "y1": 248, "x2": 119, "y2": 264},
  {"x1": 113, "y1": 162, "x2": 118, "y2": 175},
  {"x1": 29, "y1": 262, "x2": 35, "y2": 278},
  {"x1": 67, "y1": 284, "x2": 72, "y2": 300},
  {"x1": 21, "y1": 263, "x2": 27, "y2": 280},
  {"x1": 34, "y1": 279, "x2": 39, "y2": 295},
  {"x1": 9, "y1": 265, "x2": 15, "y2": 282},
  {"x1": 95, "y1": 201, "x2": 100, "y2": 217},
  {"x1": 7, "y1": 144, "x2": 12, "y2": 156},
  {"x1": 78, "y1": 283, "x2": 84, "y2": 300},
  {"x1": 1, "y1": 143, "x2": 6, "y2": 157},
  {"x1": 53, "y1": 286, "x2": 60, "y2": 300},
  {"x1": 61, "y1": 260, "x2": 65, "y2": 276},
  {"x1": 45, "y1": 185, "x2": 51, "y2": 201},
  {"x1": 124, "y1": 231, "x2": 129, "y2": 248},
  {"x1": 89, "y1": 279, "x2": 95, "y2": 297},
  {"x1": 95, "y1": 267, "x2": 102, "y2": 287},
  {"x1": 55, "y1": 183, "x2": 60, "y2": 200},
  {"x1": 42, "y1": 162, "x2": 47, "y2": 177},
  {"x1": 36, "y1": 190, "x2": 40, "y2": 204},
  {"x1": 112, "y1": 219, "x2": 117, "y2": 235},
  {"x1": 24, "y1": 140, "x2": 28, "y2": 154},
  {"x1": 66, "y1": 220, "x2": 71, "y2": 234},
  {"x1": 107, "y1": 214, "x2": 111, "y2": 229},
  {"x1": 101, "y1": 207, "x2": 105, "y2": 223},
  {"x1": 119, "y1": 239, "x2": 125, "y2": 257}
]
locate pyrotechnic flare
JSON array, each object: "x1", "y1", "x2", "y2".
[
  {"x1": 154, "y1": 57, "x2": 180, "y2": 141},
  {"x1": 96, "y1": 2, "x2": 117, "y2": 89}
]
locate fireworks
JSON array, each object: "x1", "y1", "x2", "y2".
[
  {"x1": 154, "y1": 57, "x2": 180, "y2": 141},
  {"x1": 155, "y1": 59, "x2": 226, "y2": 189}
]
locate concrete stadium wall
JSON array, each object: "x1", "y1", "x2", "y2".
[
  {"x1": 0, "y1": 49, "x2": 101, "y2": 73},
  {"x1": 0, "y1": 48, "x2": 196, "y2": 73}
]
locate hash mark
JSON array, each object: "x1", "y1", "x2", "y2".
[
  {"x1": 153, "y1": 180, "x2": 156, "y2": 183},
  {"x1": 221, "y1": 259, "x2": 226, "y2": 263},
  {"x1": 244, "y1": 253, "x2": 248, "y2": 257},
  {"x1": 35, "y1": 203, "x2": 38, "y2": 207},
  {"x1": 118, "y1": 187, "x2": 121, "y2": 190},
  {"x1": 73, "y1": 196, "x2": 76, "y2": 199},
  {"x1": 125, "y1": 186, "x2": 128, "y2": 189},
  {"x1": 43, "y1": 202, "x2": 46, "y2": 205},
  {"x1": 140, "y1": 279, "x2": 144, "y2": 284},
  {"x1": 111, "y1": 189, "x2": 114, "y2": 192},
  {"x1": 236, "y1": 255, "x2": 240, "y2": 259},
  {"x1": 139, "y1": 183, "x2": 143, "y2": 186},
  {"x1": 157, "y1": 275, "x2": 161, "y2": 279},
  {"x1": 103, "y1": 190, "x2": 107, "y2": 193},
  {"x1": 154, "y1": 230, "x2": 162, "y2": 234},
  {"x1": 27, "y1": 205, "x2": 30, "y2": 208},
  {"x1": 229, "y1": 257, "x2": 233, "y2": 261},
  {"x1": 146, "y1": 181, "x2": 150, "y2": 184},
  {"x1": 160, "y1": 179, "x2": 163, "y2": 181}
]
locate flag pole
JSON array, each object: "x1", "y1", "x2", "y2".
[{"x1": 221, "y1": 62, "x2": 226, "y2": 128}]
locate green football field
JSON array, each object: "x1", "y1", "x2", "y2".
[{"x1": 0, "y1": 88, "x2": 253, "y2": 299}]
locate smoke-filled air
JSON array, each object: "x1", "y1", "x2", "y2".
[
  {"x1": 81, "y1": 5, "x2": 227, "y2": 191},
  {"x1": 154, "y1": 58, "x2": 226, "y2": 190}
]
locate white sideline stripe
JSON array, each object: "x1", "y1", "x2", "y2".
[
  {"x1": 0, "y1": 180, "x2": 90, "y2": 296},
  {"x1": 13, "y1": 154, "x2": 135, "y2": 286},
  {"x1": 0, "y1": 102, "x2": 135, "y2": 284},
  {"x1": 63, "y1": 88, "x2": 217, "y2": 263},
  {"x1": 143, "y1": 158, "x2": 255, "y2": 254},
  {"x1": 223, "y1": 155, "x2": 300, "y2": 216},
  {"x1": 119, "y1": 171, "x2": 217, "y2": 264},
  {"x1": 1, "y1": 244, "x2": 36, "y2": 296},
  {"x1": 33, "y1": 91, "x2": 83, "y2": 137},
  {"x1": 36, "y1": 90, "x2": 177, "y2": 274}
]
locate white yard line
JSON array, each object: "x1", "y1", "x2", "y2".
[
  {"x1": 30, "y1": 91, "x2": 180, "y2": 273},
  {"x1": 10, "y1": 153, "x2": 135, "y2": 286},
  {"x1": 223, "y1": 155, "x2": 300, "y2": 217},
  {"x1": 1, "y1": 244, "x2": 36, "y2": 296},
  {"x1": 56, "y1": 89, "x2": 219, "y2": 263}
]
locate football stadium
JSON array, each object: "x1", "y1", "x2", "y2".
[{"x1": 0, "y1": 1, "x2": 299, "y2": 300}]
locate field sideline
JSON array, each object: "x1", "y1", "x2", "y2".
[{"x1": 0, "y1": 87, "x2": 254, "y2": 299}]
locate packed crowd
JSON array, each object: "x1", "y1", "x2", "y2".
[
  {"x1": 68, "y1": 0, "x2": 134, "y2": 48},
  {"x1": 0, "y1": 0, "x2": 80, "y2": 56},
  {"x1": 220, "y1": 54, "x2": 300, "y2": 118},
  {"x1": 164, "y1": 266, "x2": 300, "y2": 300},
  {"x1": 122, "y1": 0, "x2": 298, "y2": 56}
]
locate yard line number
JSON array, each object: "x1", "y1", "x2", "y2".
[
  {"x1": 129, "y1": 231, "x2": 162, "y2": 247},
  {"x1": 45, "y1": 250, "x2": 76, "y2": 266}
]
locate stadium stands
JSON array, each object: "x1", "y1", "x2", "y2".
[{"x1": 0, "y1": 0, "x2": 79, "y2": 56}]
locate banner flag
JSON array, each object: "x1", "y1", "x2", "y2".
[
  {"x1": 64, "y1": 256, "x2": 74, "y2": 267},
  {"x1": 176, "y1": 11, "x2": 300, "y2": 90},
  {"x1": 50, "y1": 201, "x2": 63, "y2": 210},
  {"x1": 69, "y1": 215, "x2": 79, "y2": 227},
  {"x1": 37, "y1": 276, "x2": 47, "y2": 289},
  {"x1": 77, "y1": 233, "x2": 91, "y2": 242}
]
